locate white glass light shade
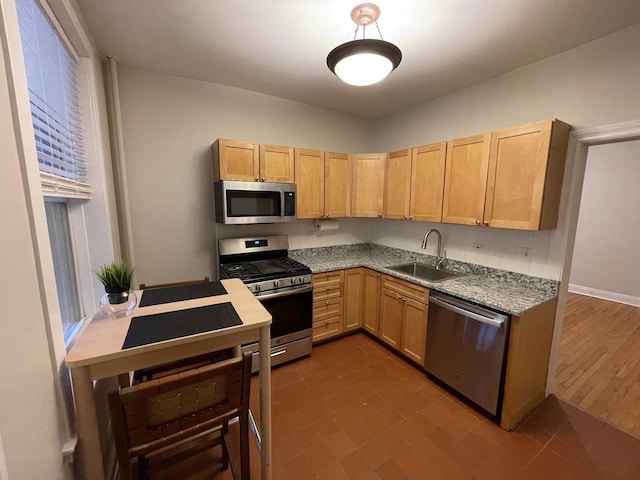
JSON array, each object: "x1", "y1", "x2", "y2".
[
  {"x1": 334, "y1": 53, "x2": 393, "y2": 86},
  {"x1": 327, "y1": 39, "x2": 402, "y2": 87}
]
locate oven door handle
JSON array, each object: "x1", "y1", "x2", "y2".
[{"x1": 256, "y1": 284, "x2": 313, "y2": 301}]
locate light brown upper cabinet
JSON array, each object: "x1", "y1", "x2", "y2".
[
  {"x1": 324, "y1": 152, "x2": 351, "y2": 218},
  {"x1": 294, "y1": 149, "x2": 324, "y2": 218},
  {"x1": 442, "y1": 133, "x2": 492, "y2": 226},
  {"x1": 295, "y1": 150, "x2": 350, "y2": 219},
  {"x1": 351, "y1": 153, "x2": 386, "y2": 218},
  {"x1": 212, "y1": 139, "x2": 294, "y2": 183},
  {"x1": 442, "y1": 120, "x2": 570, "y2": 230},
  {"x1": 484, "y1": 119, "x2": 571, "y2": 230},
  {"x1": 383, "y1": 143, "x2": 447, "y2": 222},
  {"x1": 259, "y1": 144, "x2": 295, "y2": 183},
  {"x1": 383, "y1": 149, "x2": 412, "y2": 219}
]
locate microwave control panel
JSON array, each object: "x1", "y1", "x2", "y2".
[{"x1": 284, "y1": 191, "x2": 296, "y2": 216}]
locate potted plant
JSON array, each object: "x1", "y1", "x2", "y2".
[{"x1": 95, "y1": 260, "x2": 137, "y2": 317}]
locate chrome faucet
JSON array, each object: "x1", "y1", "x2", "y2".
[{"x1": 421, "y1": 228, "x2": 447, "y2": 269}]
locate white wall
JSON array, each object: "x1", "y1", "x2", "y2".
[
  {"x1": 116, "y1": 65, "x2": 373, "y2": 284},
  {"x1": 569, "y1": 140, "x2": 640, "y2": 303},
  {"x1": 0, "y1": 1, "x2": 71, "y2": 477},
  {"x1": 370, "y1": 23, "x2": 640, "y2": 280}
]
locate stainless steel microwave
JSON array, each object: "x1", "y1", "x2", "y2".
[{"x1": 214, "y1": 180, "x2": 296, "y2": 224}]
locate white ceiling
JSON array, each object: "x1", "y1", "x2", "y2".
[{"x1": 74, "y1": 0, "x2": 640, "y2": 119}]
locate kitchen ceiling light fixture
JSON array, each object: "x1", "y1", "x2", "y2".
[{"x1": 327, "y1": 3, "x2": 402, "y2": 86}]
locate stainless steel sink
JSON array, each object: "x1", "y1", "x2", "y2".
[{"x1": 385, "y1": 262, "x2": 463, "y2": 282}]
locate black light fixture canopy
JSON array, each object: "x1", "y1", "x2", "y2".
[{"x1": 327, "y1": 3, "x2": 402, "y2": 86}]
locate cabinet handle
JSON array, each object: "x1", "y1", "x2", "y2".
[
  {"x1": 325, "y1": 301, "x2": 329, "y2": 305},
  {"x1": 483, "y1": 221, "x2": 489, "y2": 226},
  {"x1": 255, "y1": 176, "x2": 260, "y2": 181},
  {"x1": 475, "y1": 219, "x2": 480, "y2": 225},
  {"x1": 378, "y1": 213, "x2": 382, "y2": 218},
  {"x1": 262, "y1": 177, "x2": 266, "y2": 182},
  {"x1": 409, "y1": 216, "x2": 413, "y2": 220}
]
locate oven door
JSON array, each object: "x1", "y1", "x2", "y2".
[
  {"x1": 257, "y1": 286, "x2": 313, "y2": 343},
  {"x1": 242, "y1": 285, "x2": 313, "y2": 372}
]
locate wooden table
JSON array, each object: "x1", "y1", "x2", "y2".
[{"x1": 65, "y1": 278, "x2": 272, "y2": 480}]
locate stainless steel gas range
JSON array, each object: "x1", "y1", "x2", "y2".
[{"x1": 218, "y1": 235, "x2": 312, "y2": 372}]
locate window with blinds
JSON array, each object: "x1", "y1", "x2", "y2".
[
  {"x1": 16, "y1": 0, "x2": 92, "y2": 199},
  {"x1": 16, "y1": 0, "x2": 92, "y2": 342}
]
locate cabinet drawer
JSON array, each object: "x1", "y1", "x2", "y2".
[
  {"x1": 313, "y1": 298, "x2": 343, "y2": 322},
  {"x1": 313, "y1": 284, "x2": 343, "y2": 302},
  {"x1": 313, "y1": 271, "x2": 344, "y2": 288},
  {"x1": 381, "y1": 275, "x2": 429, "y2": 304},
  {"x1": 312, "y1": 316, "x2": 343, "y2": 342}
]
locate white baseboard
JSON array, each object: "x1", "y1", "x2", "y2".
[{"x1": 568, "y1": 284, "x2": 640, "y2": 307}]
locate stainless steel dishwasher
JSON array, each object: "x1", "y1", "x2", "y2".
[{"x1": 425, "y1": 293, "x2": 510, "y2": 416}]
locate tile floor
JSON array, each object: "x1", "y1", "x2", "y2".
[{"x1": 151, "y1": 333, "x2": 640, "y2": 480}]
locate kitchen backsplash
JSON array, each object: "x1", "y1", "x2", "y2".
[
  {"x1": 216, "y1": 217, "x2": 562, "y2": 280},
  {"x1": 369, "y1": 219, "x2": 561, "y2": 280}
]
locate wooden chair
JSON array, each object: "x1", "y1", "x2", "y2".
[
  {"x1": 109, "y1": 352, "x2": 252, "y2": 480},
  {"x1": 139, "y1": 276, "x2": 210, "y2": 290}
]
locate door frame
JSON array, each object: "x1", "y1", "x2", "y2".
[{"x1": 546, "y1": 119, "x2": 640, "y2": 393}]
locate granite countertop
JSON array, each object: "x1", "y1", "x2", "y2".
[{"x1": 290, "y1": 243, "x2": 558, "y2": 317}]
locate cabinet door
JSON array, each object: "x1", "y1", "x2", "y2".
[
  {"x1": 379, "y1": 287, "x2": 403, "y2": 349},
  {"x1": 212, "y1": 139, "x2": 259, "y2": 182},
  {"x1": 324, "y1": 152, "x2": 351, "y2": 218},
  {"x1": 351, "y1": 153, "x2": 385, "y2": 218},
  {"x1": 410, "y1": 142, "x2": 446, "y2": 222},
  {"x1": 401, "y1": 298, "x2": 428, "y2": 365},
  {"x1": 344, "y1": 268, "x2": 363, "y2": 332},
  {"x1": 383, "y1": 149, "x2": 412, "y2": 219},
  {"x1": 295, "y1": 148, "x2": 324, "y2": 219},
  {"x1": 363, "y1": 269, "x2": 381, "y2": 335},
  {"x1": 442, "y1": 134, "x2": 491, "y2": 225},
  {"x1": 259, "y1": 144, "x2": 294, "y2": 183},
  {"x1": 484, "y1": 119, "x2": 570, "y2": 230}
]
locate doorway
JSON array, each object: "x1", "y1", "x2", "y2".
[{"x1": 553, "y1": 139, "x2": 640, "y2": 438}]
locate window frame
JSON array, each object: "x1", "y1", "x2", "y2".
[{"x1": 3, "y1": 0, "x2": 121, "y2": 455}]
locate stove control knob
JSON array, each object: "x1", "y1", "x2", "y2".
[
  {"x1": 290, "y1": 277, "x2": 297, "y2": 285},
  {"x1": 273, "y1": 280, "x2": 279, "y2": 288},
  {"x1": 299, "y1": 276, "x2": 305, "y2": 283},
  {"x1": 255, "y1": 284, "x2": 261, "y2": 292}
]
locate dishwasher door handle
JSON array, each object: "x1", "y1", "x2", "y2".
[{"x1": 430, "y1": 295, "x2": 506, "y2": 328}]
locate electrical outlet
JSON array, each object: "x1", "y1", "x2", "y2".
[
  {"x1": 520, "y1": 247, "x2": 532, "y2": 262},
  {"x1": 472, "y1": 243, "x2": 484, "y2": 250}
]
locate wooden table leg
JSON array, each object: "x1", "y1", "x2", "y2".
[
  {"x1": 70, "y1": 366, "x2": 105, "y2": 480},
  {"x1": 258, "y1": 325, "x2": 272, "y2": 480}
]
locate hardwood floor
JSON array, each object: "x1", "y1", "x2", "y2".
[{"x1": 555, "y1": 293, "x2": 640, "y2": 439}]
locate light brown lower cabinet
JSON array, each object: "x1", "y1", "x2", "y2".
[
  {"x1": 310, "y1": 267, "x2": 555, "y2": 432},
  {"x1": 362, "y1": 269, "x2": 381, "y2": 335},
  {"x1": 378, "y1": 275, "x2": 429, "y2": 365},
  {"x1": 344, "y1": 268, "x2": 364, "y2": 332},
  {"x1": 312, "y1": 268, "x2": 363, "y2": 342},
  {"x1": 312, "y1": 271, "x2": 344, "y2": 342}
]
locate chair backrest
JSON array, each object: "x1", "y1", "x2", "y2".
[
  {"x1": 139, "y1": 276, "x2": 210, "y2": 290},
  {"x1": 109, "y1": 352, "x2": 251, "y2": 459}
]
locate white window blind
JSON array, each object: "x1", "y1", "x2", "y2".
[{"x1": 16, "y1": 0, "x2": 92, "y2": 199}]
